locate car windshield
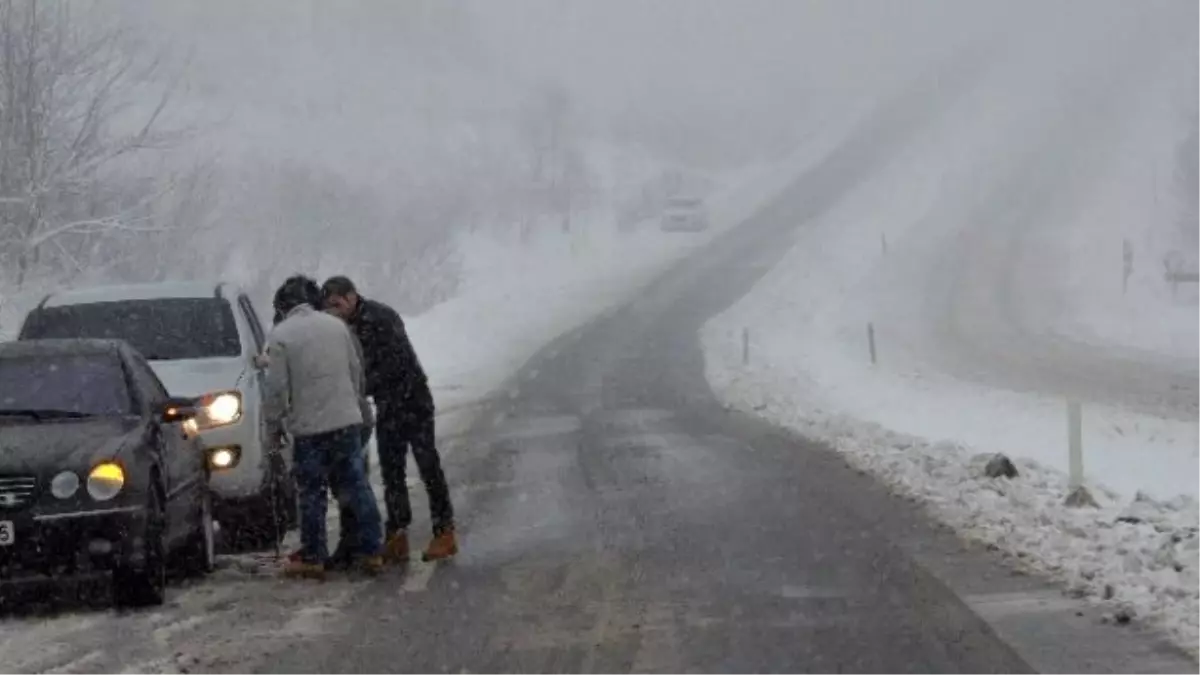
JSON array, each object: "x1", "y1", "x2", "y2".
[
  {"x1": 0, "y1": 354, "x2": 133, "y2": 417},
  {"x1": 20, "y1": 298, "x2": 242, "y2": 361}
]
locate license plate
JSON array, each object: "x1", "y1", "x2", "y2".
[{"x1": 0, "y1": 520, "x2": 12, "y2": 546}]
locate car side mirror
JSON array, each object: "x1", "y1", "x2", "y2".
[
  {"x1": 158, "y1": 397, "x2": 198, "y2": 424},
  {"x1": 252, "y1": 353, "x2": 270, "y2": 370}
]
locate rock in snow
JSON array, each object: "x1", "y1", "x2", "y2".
[{"x1": 983, "y1": 453, "x2": 1019, "y2": 479}]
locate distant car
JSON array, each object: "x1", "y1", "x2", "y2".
[
  {"x1": 0, "y1": 339, "x2": 212, "y2": 608},
  {"x1": 16, "y1": 281, "x2": 294, "y2": 549},
  {"x1": 660, "y1": 195, "x2": 709, "y2": 232}
]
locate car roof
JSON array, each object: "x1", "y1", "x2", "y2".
[
  {"x1": 0, "y1": 338, "x2": 125, "y2": 359},
  {"x1": 37, "y1": 281, "x2": 240, "y2": 308}
]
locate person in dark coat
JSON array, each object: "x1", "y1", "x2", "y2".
[
  {"x1": 321, "y1": 275, "x2": 457, "y2": 562},
  {"x1": 265, "y1": 275, "x2": 384, "y2": 579}
]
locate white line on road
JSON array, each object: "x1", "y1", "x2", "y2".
[
  {"x1": 402, "y1": 560, "x2": 438, "y2": 593},
  {"x1": 964, "y1": 590, "x2": 1082, "y2": 619}
]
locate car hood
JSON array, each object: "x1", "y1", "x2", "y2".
[
  {"x1": 0, "y1": 417, "x2": 139, "y2": 474},
  {"x1": 149, "y1": 357, "x2": 248, "y2": 398}
]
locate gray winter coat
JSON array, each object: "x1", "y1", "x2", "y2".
[{"x1": 263, "y1": 304, "x2": 373, "y2": 439}]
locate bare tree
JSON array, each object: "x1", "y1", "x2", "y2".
[
  {"x1": 516, "y1": 80, "x2": 593, "y2": 237},
  {"x1": 0, "y1": 0, "x2": 188, "y2": 288}
]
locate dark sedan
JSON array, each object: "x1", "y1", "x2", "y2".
[{"x1": 0, "y1": 339, "x2": 214, "y2": 608}]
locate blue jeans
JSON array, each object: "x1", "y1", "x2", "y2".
[{"x1": 292, "y1": 425, "x2": 383, "y2": 563}]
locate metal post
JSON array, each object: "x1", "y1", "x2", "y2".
[
  {"x1": 1067, "y1": 401, "x2": 1083, "y2": 490},
  {"x1": 867, "y1": 322, "x2": 877, "y2": 365},
  {"x1": 742, "y1": 327, "x2": 750, "y2": 365},
  {"x1": 1122, "y1": 239, "x2": 1132, "y2": 294}
]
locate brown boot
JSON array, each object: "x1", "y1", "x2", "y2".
[
  {"x1": 282, "y1": 559, "x2": 327, "y2": 581},
  {"x1": 359, "y1": 555, "x2": 386, "y2": 576},
  {"x1": 422, "y1": 527, "x2": 458, "y2": 562},
  {"x1": 384, "y1": 531, "x2": 410, "y2": 564}
]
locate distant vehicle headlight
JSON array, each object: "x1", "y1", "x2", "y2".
[
  {"x1": 194, "y1": 391, "x2": 242, "y2": 429},
  {"x1": 87, "y1": 462, "x2": 124, "y2": 501},
  {"x1": 50, "y1": 471, "x2": 79, "y2": 499}
]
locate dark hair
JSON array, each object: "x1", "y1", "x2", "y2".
[
  {"x1": 321, "y1": 275, "x2": 357, "y2": 299},
  {"x1": 273, "y1": 274, "x2": 321, "y2": 320}
]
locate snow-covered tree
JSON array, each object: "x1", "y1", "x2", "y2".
[{"x1": 0, "y1": 0, "x2": 190, "y2": 288}]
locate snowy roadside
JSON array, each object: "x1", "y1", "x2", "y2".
[
  {"x1": 699, "y1": 14, "x2": 1198, "y2": 655},
  {"x1": 699, "y1": 182, "x2": 1200, "y2": 656},
  {"x1": 710, "y1": 336, "x2": 1200, "y2": 653},
  {"x1": 700, "y1": 317, "x2": 1200, "y2": 643}
]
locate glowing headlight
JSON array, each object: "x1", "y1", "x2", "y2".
[
  {"x1": 50, "y1": 471, "x2": 79, "y2": 499},
  {"x1": 194, "y1": 391, "x2": 242, "y2": 429},
  {"x1": 87, "y1": 462, "x2": 124, "y2": 501},
  {"x1": 208, "y1": 446, "x2": 240, "y2": 470}
]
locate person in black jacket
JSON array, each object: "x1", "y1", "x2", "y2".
[{"x1": 321, "y1": 275, "x2": 457, "y2": 562}]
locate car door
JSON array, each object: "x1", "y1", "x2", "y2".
[
  {"x1": 237, "y1": 294, "x2": 276, "y2": 453},
  {"x1": 126, "y1": 350, "x2": 202, "y2": 545},
  {"x1": 238, "y1": 293, "x2": 266, "y2": 364}
]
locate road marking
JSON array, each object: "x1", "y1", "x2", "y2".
[
  {"x1": 964, "y1": 590, "x2": 1082, "y2": 619},
  {"x1": 492, "y1": 414, "x2": 582, "y2": 441},
  {"x1": 599, "y1": 408, "x2": 676, "y2": 427},
  {"x1": 402, "y1": 560, "x2": 438, "y2": 593},
  {"x1": 780, "y1": 584, "x2": 847, "y2": 600}
]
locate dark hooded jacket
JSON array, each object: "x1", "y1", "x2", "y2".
[{"x1": 346, "y1": 296, "x2": 431, "y2": 412}]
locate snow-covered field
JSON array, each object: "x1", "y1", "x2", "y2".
[{"x1": 702, "y1": 5, "x2": 1199, "y2": 656}]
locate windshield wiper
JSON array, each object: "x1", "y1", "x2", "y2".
[{"x1": 0, "y1": 409, "x2": 96, "y2": 420}]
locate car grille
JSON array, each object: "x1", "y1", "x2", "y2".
[{"x1": 0, "y1": 475, "x2": 36, "y2": 510}]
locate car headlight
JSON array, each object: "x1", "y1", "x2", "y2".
[
  {"x1": 194, "y1": 391, "x2": 242, "y2": 429},
  {"x1": 50, "y1": 471, "x2": 79, "y2": 499},
  {"x1": 87, "y1": 462, "x2": 125, "y2": 501},
  {"x1": 207, "y1": 445, "x2": 242, "y2": 471}
]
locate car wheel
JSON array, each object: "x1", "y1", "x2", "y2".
[
  {"x1": 114, "y1": 487, "x2": 167, "y2": 608},
  {"x1": 180, "y1": 487, "x2": 216, "y2": 576}
]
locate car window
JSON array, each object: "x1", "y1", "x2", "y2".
[
  {"x1": 126, "y1": 350, "x2": 169, "y2": 406},
  {"x1": 20, "y1": 298, "x2": 243, "y2": 361},
  {"x1": 239, "y1": 294, "x2": 266, "y2": 351},
  {"x1": 0, "y1": 354, "x2": 134, "y2": 416}
]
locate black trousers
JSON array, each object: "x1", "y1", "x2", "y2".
[
  {"x1": 332, "y1": 396, "x2": 454, "y2": 560},
  {"x1": 374, "y1": 396, "x2": 454, "y2": 535}
]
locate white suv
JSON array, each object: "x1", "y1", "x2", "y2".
[{"x1": 17, "y1": 281, "x2": 295, "y2": 549}]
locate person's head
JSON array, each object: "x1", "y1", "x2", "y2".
[
  {"x1": 321, "y1": 275, "x2": 359, "y2": 319},
  {"x1": 272, "y1": 274, "x2": 322, "y2": 323}
]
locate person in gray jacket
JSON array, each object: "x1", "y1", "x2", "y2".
[{"x1": 264, "y1": 275, "x2": 384, "y2": 578}]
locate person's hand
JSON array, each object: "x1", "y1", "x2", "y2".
[{"x1": 267, "y1": 430, "x2": 290, "y2": 455}]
